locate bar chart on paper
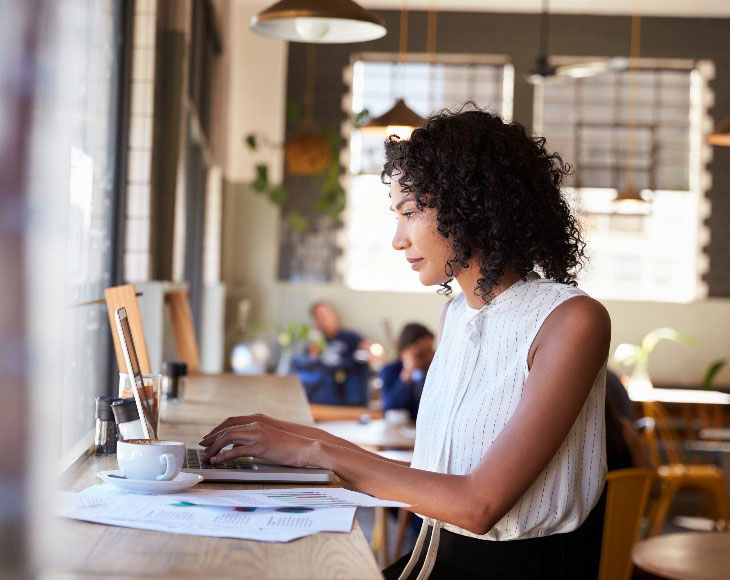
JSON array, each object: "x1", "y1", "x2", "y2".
[
  {"x1": 249, "y1": 488, "x2": 410, "y2": 508},
  {"x1": 262, "y1": 490, "x2": 360, "y2": 507}
]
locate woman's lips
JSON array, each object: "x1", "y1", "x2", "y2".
[{"x1": 407, "y1": 258, "x2": 424, "y2": 270}]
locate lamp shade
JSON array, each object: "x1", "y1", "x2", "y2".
[
  {"x1": 708, "y1": 116, "x2": 730, "y2": 147},
  {"x1": 612, "y1": 185, "x2": 651, "y2": 215},
  {"x1": 361, "y1": 98, "x2": 425, "y2": 138},
  {"x1": 250, "y1": 0, "x2": 386, "y2": 44}
]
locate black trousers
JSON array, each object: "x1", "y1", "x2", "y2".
[{"x1": 383, "y1": 487, "x2": 606, "y2": 580}]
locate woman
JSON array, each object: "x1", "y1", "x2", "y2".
[{"x1": 201, "y1": 105, "x2": 610, "y2": 579}]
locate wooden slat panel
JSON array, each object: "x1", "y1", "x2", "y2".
[
  {"x1": 166, "y1": 289, "x2": 201, "y2": 374},
  {"x1": 105, "y1": 283, "x2": 152, "y2": 375}
]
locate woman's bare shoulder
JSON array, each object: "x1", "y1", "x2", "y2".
[{"x1": 530, "y1": 295, "x2": 611, "y2": 363}]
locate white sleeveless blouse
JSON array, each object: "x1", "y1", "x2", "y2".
[{"x1": 410, "y1": 272, "x2": 606, "y2": 541}]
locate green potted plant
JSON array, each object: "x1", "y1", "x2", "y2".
[{"x1": 612, "y1": 327, "x2": 694, "y2": 399}]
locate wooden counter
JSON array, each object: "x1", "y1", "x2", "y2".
[{"x1": 52, "y1": 374, "x2": 382, "y2": 579}]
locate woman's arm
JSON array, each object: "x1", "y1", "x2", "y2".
[{"x1": 202, "y1": 296, "x2": 609, "y2": 535}]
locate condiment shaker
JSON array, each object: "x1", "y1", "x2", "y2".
[
  {"x1": 111, "y1": 397, "x2": 146, "y2": 440},
  {"x1": 95, "y1": 396, "x2": 121, "y2": 454}
]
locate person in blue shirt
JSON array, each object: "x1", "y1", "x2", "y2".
[
  {"x1": 293, "y1": 301, "x2": 373, "y2": 405},
  {"x1": 379, "y1": 323, "x2": 435, "y2": 421}
]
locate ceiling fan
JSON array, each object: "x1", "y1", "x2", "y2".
[{"x1": 527, "y1": 0, "x2": 631, "y2": 84}]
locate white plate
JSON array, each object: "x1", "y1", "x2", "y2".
[{"x1": 97, "y1": 470, "x2": 204, "y2": 494}]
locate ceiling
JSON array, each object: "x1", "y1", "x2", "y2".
[{"x1": 362, "y1": 1, "x2": 730, "y2": 18}]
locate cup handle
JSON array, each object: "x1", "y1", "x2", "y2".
[{"x1": 157, "y1": 453, "x2": 181, "y2": 481}]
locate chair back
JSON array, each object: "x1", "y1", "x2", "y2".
[
  {"x1": 598, "y1": 468, "x2": 654, "y2": 580},
  {"x1": 105, "y1": 283, "x2": 151, "y2": 374},
  {"x1": 642, "y1": 401, "x2": 685, "y2": 465},
  {"x1": 165, "y1": 288, "x2": 201, "y2": 374}
]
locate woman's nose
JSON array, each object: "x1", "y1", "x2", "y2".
[{"x1": 392, "y1": 223, "x2": 409, "y2": 251}]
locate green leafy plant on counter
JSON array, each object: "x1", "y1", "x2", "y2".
[
  {"x1": 276, "y1": 320, "x2": 312, "y2": 349},
  {"x1": 612, "y1": 327, "x2": 695, "y2": 382},
  {"x1": 275, "y1": 320, "x2": 326, "y2": 375}
]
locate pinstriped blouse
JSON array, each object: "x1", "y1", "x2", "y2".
[{"x1": 410, "y1": 272, "x2": 607, "y2": 541}]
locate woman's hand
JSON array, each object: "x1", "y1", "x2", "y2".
[
  {"x1": 199, "y1": 419, "x2": 321, "y2": 468},
  {"x1": 200, "y1": 413, "x2": 412, "y2": 470},
  {"x1": 200, "y1": 413, "x2": 323, "y2": 447}
]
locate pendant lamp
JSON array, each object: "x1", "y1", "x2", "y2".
[
  {"x1": 708, "y1": 117, "x2": 730, "y2": 146},
  {"x1": 612, "y1": 185, "x2": 651, "y2": 215},
  {"x1": 612, "y1": 12, "x2": 651, "y2": 216},
  {"x1": 361, "y1": 0, "x2": 424, "y2": 138},
  {"x1": 250, "y1": 0, "x2": 386, "y2": 44}
]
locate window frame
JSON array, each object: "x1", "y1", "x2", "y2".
[{"x1": 532, "y1": 56, "x2": 713, "y2": 302}]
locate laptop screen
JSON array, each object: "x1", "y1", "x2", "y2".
[{"x1": 115, "y1": 307, "x2": 156, "y2": 438}]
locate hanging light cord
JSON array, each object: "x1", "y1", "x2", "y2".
[
  {"x1": 399, "y1": 0, "x2": 409, "y2": 64},
  {"x1": 625, "y1": 10, "x2": 641, "y2": 192},
  {"x1": 426, "y1": 5, "x2": 437, "y2": 59},
  {"x1": 539, "y1": 0, "x2": 550, "y2": 61},
  {"x1": 304, "y1": 43, "x2": 316, "y2": 121}
]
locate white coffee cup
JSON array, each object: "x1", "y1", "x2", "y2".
[{"x1": 117, "y1": 439, "x2": 185, "y2": 481}]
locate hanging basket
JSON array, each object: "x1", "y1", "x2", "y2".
[{"x1": 285, "y1": 118, "x2": 332, "y2": 176}]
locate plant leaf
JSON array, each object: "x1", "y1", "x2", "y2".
[
  {"x1": 268, "y1": 186, "x2": 287, "y2": 205},
  {"x1": 700, "y1": 359, "x2": 726, "y2": 390},
  {"x1": 252, "y1": 164, "x2": 269, "y2": 193},
  {"x1": 353, "y1": 109, "x2": 371, "y2": 128},
  {"x1": 245, "y1": 134, "x2": 257, "y2": 150},
  {"x1": 641, "y1": 327, "x2": 694, "y2": 354},
  {"x1": 286, "y1": 212, "x2": 309, "y2": 232}
]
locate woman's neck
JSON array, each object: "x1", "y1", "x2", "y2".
[{"x1": 456, "y1": 264, "x2": 521, "y2": 309}]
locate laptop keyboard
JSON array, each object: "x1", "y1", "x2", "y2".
[{"x1": 185, "y1": 448, "x2": 254, "y2": 471}]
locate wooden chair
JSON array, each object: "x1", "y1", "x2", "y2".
[
  {"x1": 641, "y1": 400, "x2": 728, "y2": 536},
  {"x1": 165, "y1": 288, "x2": 201, "y2": 374},
  {"x1": 105, "y1": 283, "x2": 151, "y2": 374},
  {"x1": 599, "y1": 468, "x2": 654, "y2": 580}
]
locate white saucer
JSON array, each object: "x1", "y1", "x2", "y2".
[{"x1": 97, "y1": 470, "x2": 204, "y2": 494}]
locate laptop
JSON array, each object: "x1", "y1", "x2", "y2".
[{"x1": 114, "y1": 306, "x2": 333, "y2": 483}]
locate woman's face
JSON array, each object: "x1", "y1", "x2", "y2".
[{"x1": 390, "y1": 177, "x2": 454, "y2": 287}]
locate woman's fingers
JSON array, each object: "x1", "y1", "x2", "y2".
[
  {"x1": 201, "y1": 424, "x2": 260, "y2": 462},
  {"x1": 199, "y1": 424, "x2": 244, "y2": 446},
  {"x1": 202, "y1": 416, "x2": 249, "y2": 438},
  {"x1": 206, "y1": 443, "x2": 257, "y2": 464},
  {"x1": 200, "y1": 414, "x2": 269, "y2": 443},
  {"x1": 202, "y1": 414, "x2": 268, "y2": 439}
]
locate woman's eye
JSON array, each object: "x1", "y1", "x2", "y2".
[{"x1": 403, "y1": 211, "x2": 415, "y2": 219}]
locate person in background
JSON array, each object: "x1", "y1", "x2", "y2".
[
  {"x1": 380, "y1": 323, "x2": 435, "y2": 421},
  {"x1": 293, "y1": 301, "x2": 374, "y2": 406},
  {"x1": 604, "y1": 369, "x2": 660, "y2": 496},
  {"x1": 308, "y1": 301, "x2": 372, "y2": 366}
]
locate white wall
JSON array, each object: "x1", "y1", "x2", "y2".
[
  {"x1": 221, "y1": 0, "x2": 730, "y2": 388},
  {"x1": 224, "y1": 0, "x2": 288, "y2": 184}
]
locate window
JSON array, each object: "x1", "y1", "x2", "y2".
[
  {"x1": 34, "y1": 0, "x2": 127, "y2": 464},
  {"x1": 534, "y1": 59, "x2": 711, "y2": 302},
  {"x1": 344, "y1": 54, "x2": 514, "y2": 292}
]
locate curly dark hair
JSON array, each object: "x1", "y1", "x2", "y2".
[{"x1": 381, "y1": 103, "x2": 585, "y2": 303}]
